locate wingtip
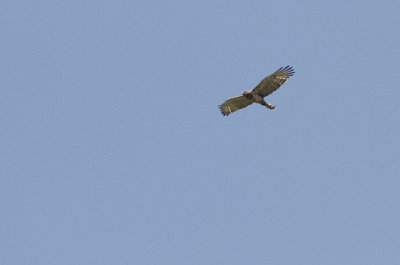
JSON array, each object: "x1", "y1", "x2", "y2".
[
  {"x1": 218, "y1": 105, "x2": 229, "y2": 116},
  {"x1": 279, "y1": 65, "x2": 295, "y2": 76}
]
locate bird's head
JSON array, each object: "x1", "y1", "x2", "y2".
[{"x1": 242, "y1": 90, "x2": 252, "y2": 99}]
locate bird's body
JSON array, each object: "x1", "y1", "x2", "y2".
[
  {"x1": 219, "y1": 66, "x2": 295, "y2": 116},
  {"x1": 242, "y1": 90, "x2": 276, "y2": 109}
]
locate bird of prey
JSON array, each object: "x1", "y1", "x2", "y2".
[{"x1": 219, "y1": 65, "x2": 295, "y2": 116}]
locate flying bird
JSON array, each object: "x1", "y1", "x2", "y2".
[{"x1": 219, "y1": 65, "x2": 295, "y2": 116}]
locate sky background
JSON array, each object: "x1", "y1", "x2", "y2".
[{"x1": 2, "y1": 0, "x2": 400, "y2": 264}]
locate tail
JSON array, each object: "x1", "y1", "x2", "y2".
[{"x1": 261, "y1": 101, "x2": 276, "y2": 109}]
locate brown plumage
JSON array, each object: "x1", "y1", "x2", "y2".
[{"x1": 219, "y1": 66, "x2": 295, "y2": 116}]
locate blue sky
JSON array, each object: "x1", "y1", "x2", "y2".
[{"x1": 2, "y1": 0, "x2": 400, "y2": 264}]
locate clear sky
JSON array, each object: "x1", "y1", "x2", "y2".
[{"x1": 2, "y1": 0, "x2": 400, "y2": 264}]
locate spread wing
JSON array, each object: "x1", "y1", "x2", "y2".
[
  {"x1": 251, "y1": 65, "x2": 295, "y2": 97},
  {"x1": 219, "y1": 96, "x2": 253, "y2": 116}
]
